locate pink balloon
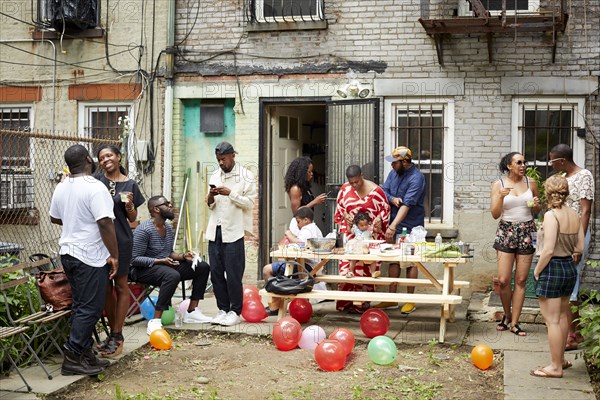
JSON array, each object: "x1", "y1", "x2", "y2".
[
  {"x1": 298, "y1": 325, "x2": 326, "y2": 350},
  {"x1": 178, "y1": 299, "x2": 191, "y2": 314}
]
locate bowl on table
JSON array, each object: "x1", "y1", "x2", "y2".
[{"x1": 306, "y1": 238, "x2": 336, "y2": 254}]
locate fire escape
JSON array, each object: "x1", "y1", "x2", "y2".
[{"x1": 419, "y1": 0, "x2": 569, "y2": 65}]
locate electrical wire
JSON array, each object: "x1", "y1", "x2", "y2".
[{"x1": 176, "y1": 0, "x2": 202, "y2": 47}]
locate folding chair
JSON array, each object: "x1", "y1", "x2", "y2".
[
  {"x1": 0, "y1": 257, "x2": 71, "y2": 380},
  {"x1": 0, "y1": 325, "x2": 34, "y2": 392},
  {"x1": 125, "y1": 282, "x2": 156, "y2": 321}
]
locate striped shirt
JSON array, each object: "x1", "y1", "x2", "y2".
[{"x1": 131, "y1": 220, "x2": 174, "y2": 268}]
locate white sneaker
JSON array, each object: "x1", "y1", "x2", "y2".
[
  {"x1": 211, "y1": 310, "x2": 227, "y2": 325},
  {"x1": 220, "y1": 311, "x2": 240, "y2": 327},
  {"x1": 183, "y1": 309, "x2": 212, "y2": 324},
  {"x1": 147, "y1": 318, "x2": 162, "y2": 335}
]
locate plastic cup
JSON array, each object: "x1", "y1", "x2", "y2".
[
  {"x1": 119, "y1": 192, "x2": 129, "y2": 203},
  {"x1": 175, "y1": 310, "x2": 183, "y2": 328}
]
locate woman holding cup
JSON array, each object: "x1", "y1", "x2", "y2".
[
  {"x1": 95, "y1": 144, "x2": 145, "y2": 356},
  {"x1": 490, "y1": 152, "x2": 541, "y2": 336}
]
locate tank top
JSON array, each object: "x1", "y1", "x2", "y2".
[
  {"x1": 300, "y1": 187, "x2": 315, "y2": 208},
  {"x1": 549, "y1": 209, "x2": 579, "y2": 257},
  {"x1": 500, "y1": 177, "x2": 534, "y2": 222}
]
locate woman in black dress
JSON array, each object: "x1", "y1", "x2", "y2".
[
  {"x1": 95, "y1": 144, "x2": 145, "y2": 356},
  {"x1": 284, "y1": 157, "x2": 327, "y2": 214}
]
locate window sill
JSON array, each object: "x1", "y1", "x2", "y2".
[
  {"x1": 246, "y1": 20, "x2": 327, "y2": 32},
  {"x1": 32, "y1": 28, "x2": 104, "y2": 40}
]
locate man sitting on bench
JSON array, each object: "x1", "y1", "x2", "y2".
[{"x1": 131, "y1": 195, "x2": 212, "y2": 335}]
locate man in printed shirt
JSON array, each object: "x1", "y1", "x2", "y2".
[{"x1": 206, "y1": 141, "x2": 257, "y2": 326}]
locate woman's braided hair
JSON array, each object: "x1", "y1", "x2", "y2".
[{"x1": 544, "y1": 174, "x2": 569, "y2": 208}]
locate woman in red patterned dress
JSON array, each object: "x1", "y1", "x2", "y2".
[{"x1": 334, "y1": 165, "x2": 390, "y2": 313}]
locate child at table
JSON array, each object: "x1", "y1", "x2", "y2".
[
  {"x1": 263, "y1": 207, "x2": 324, "y2": 314},
  {"x1": 346, "y1": 212, "x2": 380, "y2": 278}
]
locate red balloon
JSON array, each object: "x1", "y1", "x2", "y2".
[
  {"x1": 289, "y1": 298, "x2": 313, "y2": 323},
  {"x1": 315, "y1": 339, "x2": 347, "y2": 371},
  {"x1": 360, "y1": 309, "x2": 390, "y2": 338},
  {"x1": 241, "y1": 299, "x2": 268, "y2": 323},
  {"x1": 329, "y1": 328, "x2": 355, "y2": 356},
  {"x1": 272, "y1": 317, "x2": 302, "y2": 351},
  {"x1": 243, "y1": 285, "x2": 261, "y2": 301}
]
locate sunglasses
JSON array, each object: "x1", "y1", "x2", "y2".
[
  {"x1": 548, "y1": 158, "x2": 565, "y2": 165},
  {"x1": 513, "y1": 160, "x2": 528, "y2": 166},
  {"x1": 108, "y1": 180, "x2": 116, "y2": 196},
  {"x1": 155, "y1": 201, "x2": 172, "y2": 208}
]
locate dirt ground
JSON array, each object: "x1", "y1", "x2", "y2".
[{"x1": 51, "y1": 330, "x2": 503, "y2": 400}]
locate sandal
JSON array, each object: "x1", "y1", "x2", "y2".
[
  {"x1": 510, "y1": 323, "x2": 527, "y2": 336},
  {"x1": 530, "y1": 367, "x2": 562, "y2": 378},
  {"x1": 565, "y1": 334, "x2": 579, "y2": 351},
  {"x1": 346, "y1": 271, "x2": 355, "y2": 278},
  {"x1": 563, "y1": 360, "x2": 573, "y2": 370},
  {"x1": 496, "y1": 315, "x2": 510, "y2": 331},
  {"x1": 96, "y1": 335, "x2": 111, "y2": 351},
  {"x1": 100, "y1": 334, "x2": 124, "y2": 357}
]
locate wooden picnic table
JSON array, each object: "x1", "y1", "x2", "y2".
[{"x1": 260, "y1": 248, "x2": 469, "y2": 343}]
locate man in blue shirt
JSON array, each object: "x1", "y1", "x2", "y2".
[{"x1": 379, "y1": 146, "x2": 426, "y2": 314}]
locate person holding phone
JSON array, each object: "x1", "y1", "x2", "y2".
[
  {"x1": 206, "y1": 142, "x2": 257, "y2": 326},
  {"x1": 130, "y1": 195, "x2": 212, "y2": 335}
]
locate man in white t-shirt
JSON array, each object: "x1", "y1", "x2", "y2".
[
  {"x1": 49, "y1": 144, "x2": 118, "y2": 377},
  {"x1": 263, "y1": 207, "x2": 323, "y2": 314}
]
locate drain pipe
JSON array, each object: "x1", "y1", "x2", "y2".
[
  {"x1": 162, "y1": 0, "x2": 176, "y2": 199},
  {"x1": 0, "y1": 39, "x2": 57, "y2": 132}
]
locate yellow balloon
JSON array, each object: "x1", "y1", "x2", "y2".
[{"x1": 149, "y1": 328, "x2": 172, "y2": 350}]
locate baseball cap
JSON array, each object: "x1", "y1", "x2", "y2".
[
  {"x1": 215, "y1": 141, "x2": 237, "y2": 155},
  {"x1": 385, "y1": 146, "x2": 412, "y2": 162}
]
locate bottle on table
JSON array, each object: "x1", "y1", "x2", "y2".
[{"x1": 435, "y1": 233, "x2": 443, "y2": 246}]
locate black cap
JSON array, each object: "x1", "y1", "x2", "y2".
[{"x1": 215, "y1": 141, "x2": 237, "y2": 155}]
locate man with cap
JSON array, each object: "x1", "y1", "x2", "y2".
[
  {"x1": 206, "y1": 141, "x2": 257, "y2": 326},
  {"x1": 380, "y1": 146, "x2": 426, "y2": 313}
]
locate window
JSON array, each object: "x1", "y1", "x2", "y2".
[
  {"x1": 200, "y1": 100, "x2": 225, "y2": 134},
  {"x1": 278, "y1": 115, "x2": 299, "y2": 140},
  {"x1": 79, "y1": 104, "x2": 131, "y2": 156},
  {"x1": 386, "y1": 101, "x2": 455, "y2": 225},
  {"x1": 0, "y1": 107, "x2": 34, "y2": 210},
  {"x1": 250, "y1": 0, "x2": 324, "y2": 23},
  {"x1": 514, "y1": 99, "x2": 585, "y2": 180},
  {"x1": 0, "y1": 107, "x2": 31, "y2": 169},
  {"x1": 458, "y1": 0, "x2": 539, "y2": 16}
]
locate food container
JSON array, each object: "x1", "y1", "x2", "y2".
[{"x1": 306, "y1": 238, "x2": 336, "y2": 253}]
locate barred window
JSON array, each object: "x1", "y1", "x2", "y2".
[
  {"x1": 0, "y1": 107, "x2": 31, "y2": 169},
  {"x1": 248, "y1": 0, "x2": 324, "y2": 23},
  {"x1": 519, "y1": 103, "x2": 576, "y2": 180},
  {"x1": 80, "y1": 104, "x2": 131, "y2": 157},
  {"x1": 391, "y1": 104, "x2": 446, "y2": 223}
]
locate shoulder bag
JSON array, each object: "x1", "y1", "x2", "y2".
[
  {"x1": 37, "y1": 268, "x2": 73, "y2": 311},
  {"x1": 265, "y1": 264, "x2": 314, "y2": 295}
]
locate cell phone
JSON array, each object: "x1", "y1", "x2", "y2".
[{"x1": 209, "y1": 184, "x2": 216, "y2": 188}]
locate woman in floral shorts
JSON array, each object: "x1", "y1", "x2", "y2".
[{"x1": 490, "y1": 152, "x2": 541, "y2": 337}]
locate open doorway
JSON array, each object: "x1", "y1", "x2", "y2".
[{"x1": 259, "y1": 98, "x2": 380, "y2": 272}]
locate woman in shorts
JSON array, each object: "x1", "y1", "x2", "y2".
[
  {"x1": 490, "y1": 152, "x2": 541, "y2": 336},
  {"x1": 530, "y1": 174, "x2": 584, "y2": 378}
]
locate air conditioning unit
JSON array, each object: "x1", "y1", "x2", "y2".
[
  {"x1": 37, "y1": 0, "x2": 99, "y2": 30},
  {"x1": 458, "y1": 0, "x2": 539, "y2": 16},
  {"x1": 0, "y1": 174, "x2": 34, "y2": 210}
]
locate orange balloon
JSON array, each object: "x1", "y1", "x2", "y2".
[
  {"x1": 150, "y1": 328, "x2": 172, "y2": 350},
  {"x1": 471, "y1": 344, "x2": 493, "y2": 370}
]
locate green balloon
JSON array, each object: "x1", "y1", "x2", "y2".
[
  {"x1": 367, "y1": 336, "x2": 397, "y2": 365},
  {"x1": 161, "y1": 306, "x2": 176, "y2": 325}
]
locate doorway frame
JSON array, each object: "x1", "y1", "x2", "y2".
[{"x1": 258, "y1": 97, "x2": 331, "y2": 274}]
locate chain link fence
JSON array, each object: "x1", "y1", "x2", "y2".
[{"x1": 0, "y1": 129, "x2": 121, "y2": 263}]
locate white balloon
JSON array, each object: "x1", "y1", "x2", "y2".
[{"x1": 298, "y1": 325, "x2": 326, "y2": 350}]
